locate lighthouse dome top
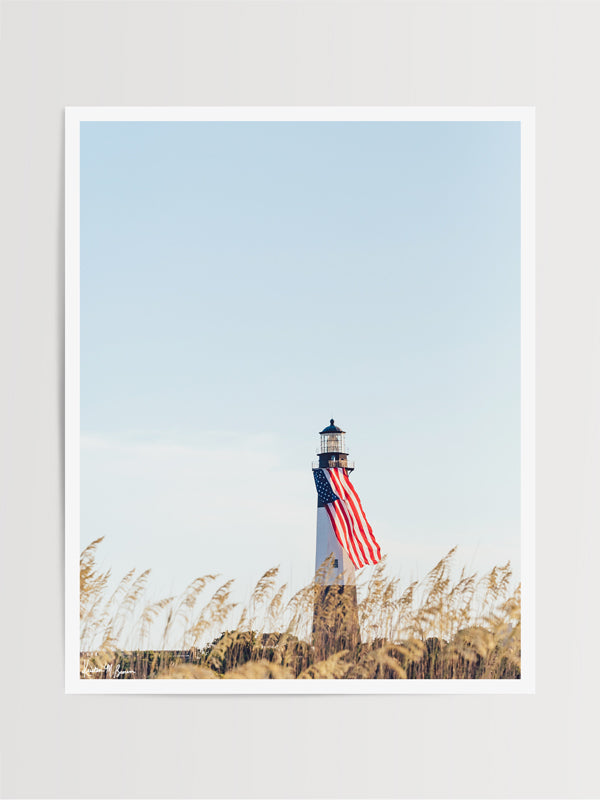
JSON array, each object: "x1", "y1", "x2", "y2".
[{"x1": 319, "y1": 419, "x2": 345, "y2": 434}]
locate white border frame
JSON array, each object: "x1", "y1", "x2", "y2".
[{"x1": 65, "y1": 106, "x2": 535, "y2": 694}]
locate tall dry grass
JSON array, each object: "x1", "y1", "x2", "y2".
[{"x1": 80, "y1": 538, "x2": 521, "y2": 680}]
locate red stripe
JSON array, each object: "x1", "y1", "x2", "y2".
[
  {"x1": 341, "y1": 471, "x2": 382, "y2": 562},
  {"x1": 324, "y1": 502, "x2": 359, "y2": 569},
  {"x1": 324, "y1": 503, "x2": 344, "y2": 551},
  {"x1": 325, "y1": 468, "x2": 381, "y2": 567},
  {"x1": 333, "y1": 469, "x2": 380, "y2": 564},
  {"x1": 330, "y1": 499, "x2": 361, "y2": 569},
  {"x1": 328, "y1": 469, "x2": 372, "y2": 567},
  {"x1": 329, "y1": 468, "x2": 374, "y2": 567},
  {"x1": 333, "y1": 497, "x2": 364, "y2": 568},
  {"x1": 324, "y1": 469, "x2": 365, "y2": 569},
  {"x1": 334, "y1": 468, "x2": 380, "y2": 564}
]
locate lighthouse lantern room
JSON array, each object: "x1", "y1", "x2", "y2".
[{"x1": 316, "y1": 419, "x2": 354, "y2": 471}]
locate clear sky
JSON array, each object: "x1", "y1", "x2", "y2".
[{"x1": 80, "y1": 120, "x2": 521, "y2": 603}]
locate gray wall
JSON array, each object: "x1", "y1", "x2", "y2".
[{"x1": 1, "y1": 2, "x2": 599, "y2": 798}]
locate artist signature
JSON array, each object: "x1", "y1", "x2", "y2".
[{"x1": 80, "y1": 659, "x2": 136, "y2": 679}]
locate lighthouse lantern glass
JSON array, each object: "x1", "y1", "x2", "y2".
[{"x1": 320, "y1": 432, "x2": 346, "y2": 454}]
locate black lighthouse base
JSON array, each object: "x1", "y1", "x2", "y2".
[{"x1": 312, "y1": 584, "x2": 361, "y2": 659}]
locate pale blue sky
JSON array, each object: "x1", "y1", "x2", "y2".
[{"x1": 80, "y1": 120, "x2": 521, "y2": 601}]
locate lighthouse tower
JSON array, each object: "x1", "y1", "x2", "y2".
[{"x1": 312, "y1": 419, "x2": 361, "y2": 655}]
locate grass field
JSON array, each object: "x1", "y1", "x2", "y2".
[{"x1": 80, "y1": 537, "x2": 521, "y2": 679}]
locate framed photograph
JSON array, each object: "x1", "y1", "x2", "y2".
[{"x1": 65, "y1": 106, "x2": 535, "y2": 693}]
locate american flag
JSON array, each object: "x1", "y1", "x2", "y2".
[{"x1": 313, "y1": 467, "x2": 382, "y2": 568}]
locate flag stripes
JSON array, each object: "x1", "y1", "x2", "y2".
[{"x1": 320, "y1": 468, "x2": 381, "y2": 569}]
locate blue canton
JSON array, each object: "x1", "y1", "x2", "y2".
[{"x1": 313, "y1": 469, "x2": 339, "y2": 505}]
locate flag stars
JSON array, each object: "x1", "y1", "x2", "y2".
[{"x1": 313, "y1": 469, "x2": 339, "y2": 504}]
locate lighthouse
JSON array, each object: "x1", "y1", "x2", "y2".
[{"x1": 311, "y1": 419, "x2": 362, "y2": 655}]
